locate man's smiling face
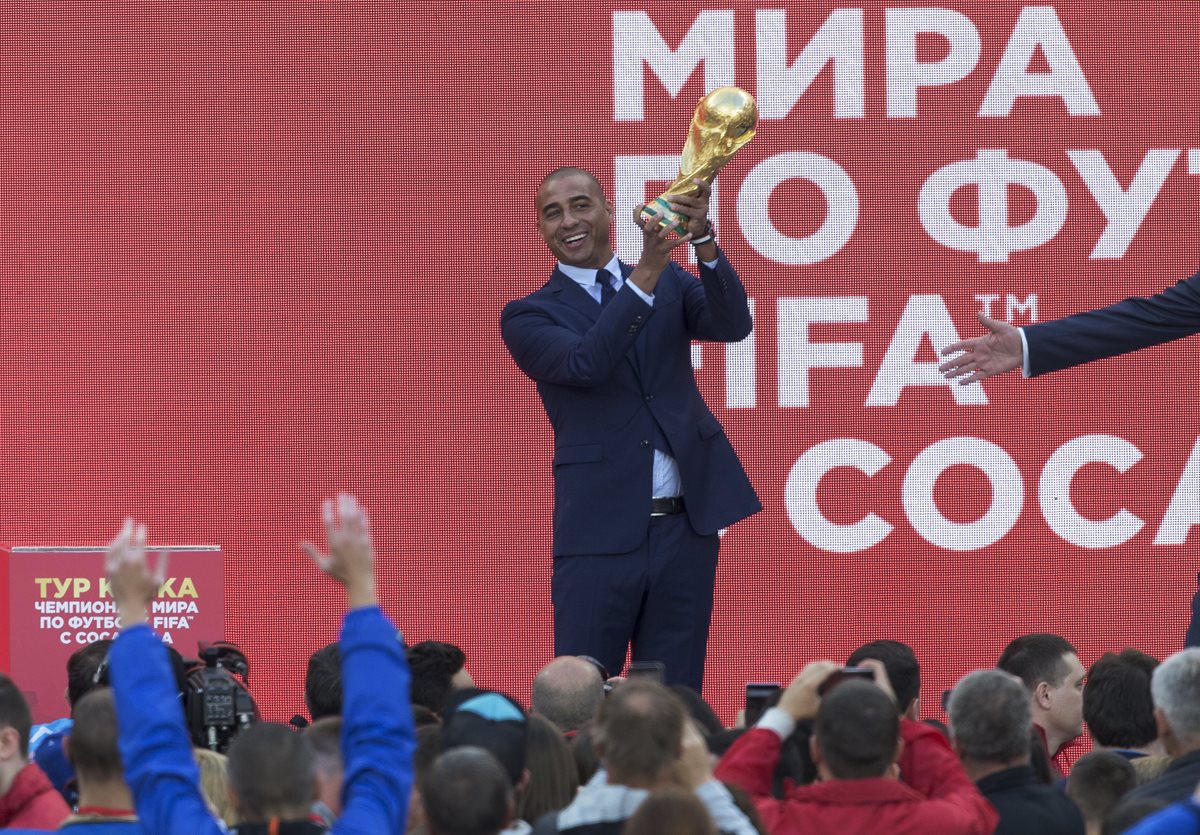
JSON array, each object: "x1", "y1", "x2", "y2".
[{"x1": 536, "y1": 171, "x2": 613, "y2": 269}]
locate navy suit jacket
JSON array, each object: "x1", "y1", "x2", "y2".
[
  {"x1": 1026, "y1": 269, "x2": 1200, "y2": 376},
  {"x1": 501, "y1": 249, "x2": 762, "y2": 557}
]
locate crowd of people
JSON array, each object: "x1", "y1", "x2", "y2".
[{"x1": 0, "y1": 497, "x2": 1199, "y2": 834}]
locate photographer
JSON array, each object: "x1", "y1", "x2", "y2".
[
  {"x1": 715, "y1": 660, "x2": 998, "y2": 834},
  {"x1": 107, "y1": 494, "x2": 415, "y2": 834}
]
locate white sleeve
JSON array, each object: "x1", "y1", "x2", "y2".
[{"x1": 694, "y1": 779, "x2": 760, "y2": 835}]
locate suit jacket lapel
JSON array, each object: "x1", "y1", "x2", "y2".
[{"x1": 549, "y1": 267, "x2": 601, "y2": 323}]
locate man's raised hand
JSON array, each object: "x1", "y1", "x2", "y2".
[
  {"x1": 105, "y1": 517, "x2": 168, "y2": 627},
  {"x1": 939, "y1": 311, "x2": 1024, "y2": 384},
  {"x1": 778, "y1": 660, "x2": 839, "y2": 722},
  {"x1": 300, "y1": 493, "x2": 378, "y2": 609}
]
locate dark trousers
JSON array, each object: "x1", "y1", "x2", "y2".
[{"x1": 551, "y1": 513, "x2": 719, "y2": 691}]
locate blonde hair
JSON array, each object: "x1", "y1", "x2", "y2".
[{"x1": 194, "y1": 747, "x2": 238, "y2": 827}]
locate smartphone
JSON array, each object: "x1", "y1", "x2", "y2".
[
  {"x1": 627, "y1": 661, "x2": 665, "y2": 683},
  {"x1": 744, "y1": 682, "x2": 781, "y2": 726},
  {"x1": 817, "y1": 666, "x2": 875, "y2": 696}
]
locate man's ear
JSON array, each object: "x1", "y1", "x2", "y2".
[
  {"x1": 1154, "y1": 708, "x2": 1172, "y2": 743},
  {"x1": 904, "y1": 698, "x2": 920, "y2": 722},
  {"x1": 893, "y1": 736, "x2": 905, "y2": 765},
  {"x1": 808, "y1": 734, "x2": 821, "y2": 766},
  {"x1": 62, "y1": 735, "x2": 73, "y2": 766},
  {"x1": 1034, "y1": 681, "x2": 1053, "y2": 711},
  {"x1": 516, "y1": 768, "x2": 531, "y2": 794},
  {"x1": 0, "y1": 726, "x2": 20, "y2": 762}
]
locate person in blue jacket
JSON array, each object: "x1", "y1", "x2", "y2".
[{"x1": 104, "y1": 493, "x2": 414, "y2": 835}]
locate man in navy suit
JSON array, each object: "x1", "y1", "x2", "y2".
[
  {"x1": 500, "y1": 167, "x2": 761, "y2": 690},
  {"x1": 938, "y1": 271, "x2": 1200, "y2": 382}
]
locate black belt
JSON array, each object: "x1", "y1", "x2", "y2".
[{"x1": 650, "y1": 496, "x2": 685, "y2": 516}]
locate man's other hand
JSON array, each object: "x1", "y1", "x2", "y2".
[
  {"x1": 673, "y1": 719, "x2": 714, "y2": 790},
  {"x1": 106, "y1": 518, "x2": 167, "y2": 628},
  {"x1": 300, "y1": 493, "x2": 378, "y2": 609},
  {"x1": 939, "y1": 311, "x2": 1023, "y2": 384}
]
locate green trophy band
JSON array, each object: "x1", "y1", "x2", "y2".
[{"x1": 640, "y1": 86, "x2": 759, "y2": 236}]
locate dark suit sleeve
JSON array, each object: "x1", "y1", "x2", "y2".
[
  {"x1": 501, "y1": 288, "x2": 653, "y2": 387},
  {"x1": 1025, "y1": 270, "x2": 1200, "y2": 377},
  {"x1": 681, "y1": 248, "x2": 754, "y2": 343}
]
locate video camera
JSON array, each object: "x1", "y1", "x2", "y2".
[{"x1": 184, "y1": 641, "x2": 259, "y2": 753}]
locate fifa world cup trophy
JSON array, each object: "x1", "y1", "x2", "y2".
[{"x1": 640, "y1": 86, "x2": 758, "y2": 236}]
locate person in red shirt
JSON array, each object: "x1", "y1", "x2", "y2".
[
  {"x1": 0, "y1": 674, "x2": 70, "y2": 830},
  {"x1": 714, "y1": 660, "x2": 997, "y2": 835}
]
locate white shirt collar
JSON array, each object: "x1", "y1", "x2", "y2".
[{"x1": 558, "y1": 254, "x2": 622, "y2": 289}]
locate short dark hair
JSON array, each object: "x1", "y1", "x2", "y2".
[
  {"x1": 0, "y1": 674, "x2": 32, "y2": 759},
  {"x1": 67, "y1": 640, "x2": 113, "y2": 708},
  {"x1": 1084, "y1": 650, "x2": 1159, "y2": 749},
  {"x1": 1066, "y1": 750, "x2": 1137, "y2": 826},
  {"x1": 408, "y1": 641, "x2": 467, "y2": 715},
  {"x1": 539, "y1": 167, "x2": 603, "y2": 195},
  {"x1": 847, "y1": 640, "x2": 921, "y2": 714},
  {"x1": 1102, "y1": 796, "x2": 1170, "y2": 835},
  {"x1": 669, "y1": 685, "x2": 724, "y2": 738},
  {"x1": 67, "y1": 688, "x2": 122, "y2": 783},
  {"x1": 623, "y1": 786, "x2": 717, "y2": 835},
  {"x1": 814, "y1": 680, "x2": 898, "y2": 780},
  {"x1": 595, "y1": 680, "x2": 685, "y2": 783},
  {"x1": 948, "y1": 670, "x2": 1031, "y2": 764},
  {"x1": 421, "y1": 747, "x2": 512, "y2": 835},
  {"x1": 225, "y1": 722, "x2": 316, "y2": 821},
  {"x1": 305, "y1": 643, "x2": 342, "y2": 721},
  {"x1": 304, "y1": 716, "x2": 342, "y2": 777},
  {"x1": 997, "y1": 633, "x2": 1077, "y2": 690}
]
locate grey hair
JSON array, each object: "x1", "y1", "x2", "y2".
[
  {"x1": 1151, "y1": 649, "x2": 1200, "y2": 745},
  {"x1": 949, "y1": 669, "x2": 1032, "y2": 763}
]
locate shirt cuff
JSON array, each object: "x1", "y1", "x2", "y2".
[
  {"x1": 756, "y1": 706, "x2": 796, "y2": 739},
  {"x1": 1019, "y1": 327, "x2": 1031, "y2": 378},
  {"x1": 625, "y1": 280, "x2": 654, "y2": 306}
]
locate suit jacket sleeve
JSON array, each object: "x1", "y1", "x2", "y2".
[
  {"x1": 501, "y1": 283, "x2": 653, "y2": 387},
  {"x1": 681, "y1": 248, "x2": 754, "y2": 343},
  {"x1": 1025, "y1": 269, "x2": 1200, "y2": 377}
]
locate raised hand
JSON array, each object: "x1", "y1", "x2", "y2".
[
  {"x1": 778, "y1": 660, "x2": 839, "y2": 722},
  {"x1": 106, "y1": 517, "x2": 168, "y2": 627},
  {"x1": 300, "y1": 493, "x2": 378, "y2": 609},
  {"x1": 666, "y1": 178, "x2": 713, "y2": 240},
  {"x1": 939, "y1": 311, "x2": 1024, "y2": 384}
]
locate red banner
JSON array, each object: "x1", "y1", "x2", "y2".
[
  {"x1": 1, "y1": 2, "x2": 1198, "y2": 728},
  {"x1": 3, "y1": 547, "x2": 224, "y2": 722}
]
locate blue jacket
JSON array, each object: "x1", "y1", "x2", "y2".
[
  {"x1": 501, "y1": 252, "x2": 761, "y2": 556},
  {"x1": 1025, "y1": 269, "x2": 1200, "y2": 377},
  {"x1": 5, "y1": 814, "x2": 143, "y2": 833},
  {"x1": 1124, "y1": 798, "x2": 1200, "y2": 834},
  {"x1": 111, "y1": 606, "x2": 414, "y2": 835}
]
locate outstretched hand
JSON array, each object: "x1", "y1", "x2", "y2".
[
  {"x1": 939, "y1": 311, "x2": 1024, "y2": 384},
  {"x1": 300, "y1": 493, "x2": 378, "y2": 609},
  {"x1": 106, "y1": 518, "x2": 168, "y2": 627}
]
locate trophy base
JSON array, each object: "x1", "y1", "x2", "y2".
[{"x1": 640, "y1": 197, "x2": 690, "y2": 237}]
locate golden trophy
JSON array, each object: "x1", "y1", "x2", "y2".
[{"x1": 640, "y1": 86, "x2": 758, "y2": 236}]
